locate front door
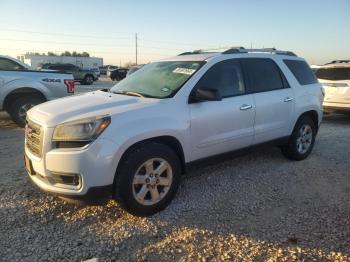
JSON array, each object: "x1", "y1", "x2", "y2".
[{"x1": 189, "y1": 59, "x2": 255, "y2": 161}]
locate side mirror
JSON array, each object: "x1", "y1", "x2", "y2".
[{"x1": 189, "y1": 87, "x2": 222, "y2": 103}]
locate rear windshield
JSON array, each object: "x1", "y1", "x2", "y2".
[
  {"x1": 316, "y1": 67, "x2": 350, "y2": 81},
  {"x1": 284, "y1": 60, "x2": 318, "y2": 85}
]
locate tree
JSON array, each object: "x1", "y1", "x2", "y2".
[
  {"x1": 47, "y1": 52, "x2": 57, "y2": 56},
  {"x1": 81, "y1": 52, "x2": 90, "y2": 57},
  {"x1": 61, "y1": 51, "x2": 72, "y2": 56},
  {"x1": 124, "y1": 61, "x2": 137, "y2": 69}
]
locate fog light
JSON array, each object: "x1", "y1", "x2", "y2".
[{"x1": 51, "y1": 172, "x2": 81, "y2": 186}]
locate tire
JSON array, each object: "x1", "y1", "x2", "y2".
[
  {"x1": 114, "y1": 142, "x2": 181, "y2": 216},
  {"x1": 281, "y1": 116, "x2": 316, "y2": 161},
  {"x1": 9, "y1": 96, "x2": 44, "y2": 127},
  {"x1": 82, "y1": 75, "x2": 94, "y2": 85}
]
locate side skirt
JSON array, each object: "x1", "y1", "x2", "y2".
[{"x1": 184, "y1": 136, "x2": 290, "y2": 173}]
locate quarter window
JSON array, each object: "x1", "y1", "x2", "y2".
[
  {"x1": 194, "y1": 59, "x2": 245, "y2": 98},
  {"x1": 241, "y1": 58, "x2": 285, "y2": 93},
  {"x1": 284, "y1": 59, "x2": 318, "y2": 85}
]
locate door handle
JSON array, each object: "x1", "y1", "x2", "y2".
[
  {"x1": 240, "y1": 104, "x2": 253, "y2": 110},
  {"x1": 284, "y1": 97, "x2": 294, "y2": 102}
]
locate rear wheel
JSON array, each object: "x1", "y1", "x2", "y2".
[
  {"x1": 281, "y1": 116, "x2": 316, "y2": 160},
  {"x1": 9, "y1": 96, "x2": 44, "y2": 127},
  {"x1": 114, "y1": 143, "x2": 181, "y2": 216}
]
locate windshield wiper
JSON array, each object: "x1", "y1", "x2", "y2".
[
  {"x1": 111, "y1": 90, "x2": 158, "y2": 98},
  {"x1": 125, "y1": 91, "x2": 144, "y2": 97},
  {"x1": 111, "y1": 90, "x2": 143, "y2": 97}
]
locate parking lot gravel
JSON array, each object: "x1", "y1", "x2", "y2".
[{"x1": 0, "y1": 104, "x2": 349, "y2": 261}]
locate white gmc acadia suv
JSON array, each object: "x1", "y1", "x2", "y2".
[{"x1": 24, "y1": 47, "x2": 323, "y2": 216}]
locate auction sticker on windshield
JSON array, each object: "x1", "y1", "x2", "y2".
[{"x1": 173, "y1": 68, "x2": 196, "y2": 75}]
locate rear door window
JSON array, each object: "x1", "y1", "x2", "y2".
[
  {"x1": 284, "y1": 59, "x2": 318, "y2": 85},
  {"x1": 315, "y1": 67, "x2": 350, "y2": 81},
  {"x1": 241, "y1": 58, "x2": 285, "y2": 93},
  {"x1": 0, "y1": 58, "x2": 25, "y2": 71}
]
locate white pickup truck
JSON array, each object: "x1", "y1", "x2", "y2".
[{"x1": 0, "y1": 55, "x2": 75, "y2": 127}]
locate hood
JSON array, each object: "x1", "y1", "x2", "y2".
[{"x1": 27, "y1": 90, "x2": 159, "y2": 127}]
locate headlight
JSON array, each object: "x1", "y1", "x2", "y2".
[{"x1": 53, "y1": 116, "x2": 111, "y2": 142}]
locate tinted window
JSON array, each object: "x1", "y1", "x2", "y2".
[
  {"x1": 0, "y1": 58, "x2": 24, "y2": 71},
  {"x1": 67, "y1": 65, "x2": 79, "y2": 71},
  {"x1": 241, "y1": 58, "x2": 285, "y2": 93},
  {"x1": 284, "y1": 60, "x2": 318, "y2": 85},
  {"x1": 49, "y1": 65, "x2": 63, "y2": 70},
  {"x1": 316, "y1": 67, "x2": 350, "y2": 81},
  {"x1": 194, "y1": 59, "x2": 245, "y2": 98}
]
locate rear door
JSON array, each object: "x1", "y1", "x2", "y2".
[
  {"x1": 316, "y1": 67, "x2": 350, "y2": 104},
  {"x1": 241, "y1": 58, "x2": 294, "y2": 144},
  {"x1": 189, "y1": 59, "x2": 255, "y2": 161}
]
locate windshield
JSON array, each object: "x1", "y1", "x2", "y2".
[
  {"x1": 316, "y1": 67, "x2": 350, "y2": 81},
  {"x1": 110, "y1": 61, "x2": 203, "y2": 98}
]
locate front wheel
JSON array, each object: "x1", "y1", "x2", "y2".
[
  {"x1": 281, "y1": 116, "x2": 317, "y2": 161},
  {"x1": 114, "y1": 143, "x2": 181, "y2": 216}
]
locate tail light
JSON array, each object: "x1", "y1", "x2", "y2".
[{"x1": 64, "y1": 79, "x2": 75, "y2": 93}]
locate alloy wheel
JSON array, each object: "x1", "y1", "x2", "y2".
[
  {"x1": 296, "y1": 124, "x2": 313, "y2": 154},
  {"x1": 132, "y1": 158, "x2": 173, "y2": 206}
]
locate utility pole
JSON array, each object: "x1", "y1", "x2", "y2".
[{"x1": 135, "y1": 33, "x2": 138, "y2": 65}]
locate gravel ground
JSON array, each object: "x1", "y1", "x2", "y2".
[{"x1": 0, "y1": 107, "x2": 349, "y2": 261}]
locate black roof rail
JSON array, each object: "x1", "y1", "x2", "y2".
[
  {"x1": 222, "y1": 47, "x2": 246, "y2": 54},
  {"x1": 178, "y1": 50, "x2": 203, "y2": 56},
  {"x1": 178, "y1": 46, "x2": 297, "y2": 57},
  {"x1": 222, "y1": 47, "x2": 297, "y2": 56}
]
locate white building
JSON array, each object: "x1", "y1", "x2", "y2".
[{"x1": 17, "y1": 54, "x2": 103, "y2": 69}]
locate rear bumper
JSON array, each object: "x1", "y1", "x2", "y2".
[{"x1": 323, "y1": 102, "x2": 350, "y2": 112}]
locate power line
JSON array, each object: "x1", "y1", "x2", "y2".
[
  {"x1": 0, "y1": 28, "x2": 203, "y2": 47},
  {"x1": 138, "y1": 38, "x2": 203, "y2": 46},
  {"x1": 0, "y1": 37, "x2": 187, "y2": 53},
  {"x1": 0, "y1": 37, "x2": 133, "y2": 48},
  {"x1": 138, "y1": 45, "x2": 184, "y2": 51},
  {"x1": 0, "y1": 47, "x2": 173, "y2": 57},
  {"x1": 0, "y1": 28, "x2": 132, "y2": 40}
]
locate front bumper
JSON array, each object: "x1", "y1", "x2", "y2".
[{"x1": 24, "y1": 125, "x2": 124, "y2": 199}]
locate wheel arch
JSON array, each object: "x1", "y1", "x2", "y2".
[
  {"x1": 297, "y1": 110, "x2": 319, "y2": 131},
  {"x1": 114, "y1": 135, "x2": 186, "y2": 183},
  {"x1": 3, "y1": 87, "x2": 46, "y2": 112}
]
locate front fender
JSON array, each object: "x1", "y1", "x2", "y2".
[{"x1": 103, "y1": 114, "x2": 190, "y2": 162}]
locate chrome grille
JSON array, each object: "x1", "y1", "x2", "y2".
[{"x1": 25, "y1": 119, "x2": 43, "y2": 157}]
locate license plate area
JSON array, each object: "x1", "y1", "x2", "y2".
[{"x1": 24, "y1": 155, "x2": 35, "y2": 176}]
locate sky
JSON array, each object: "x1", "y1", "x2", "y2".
[{"x1": 0, "y1": 0, "x2": 349, "y2": 66}]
